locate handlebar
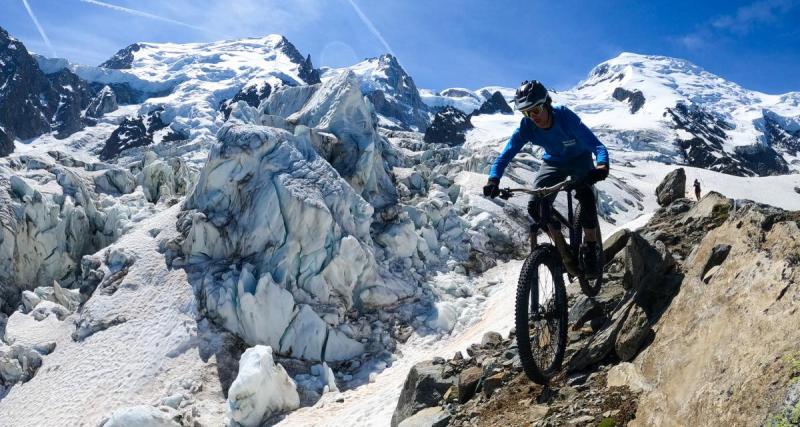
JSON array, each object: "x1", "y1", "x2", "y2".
[{"x1": 498, "y1": 179, "x2": 576, "y2": 200}]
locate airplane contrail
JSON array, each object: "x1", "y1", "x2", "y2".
[
  {"x1": 345, "y1": 0, "x2": 396, "y2": 57},
  {"x1": 21, "y1": 0, "x2": 58, "y2": 57},
  {"x1": 79, "y1": 0, "x2": 209, "y2": 33}
]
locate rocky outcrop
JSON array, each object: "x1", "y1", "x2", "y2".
[
  {"x1": 472, "y1": 91, "x2": 512, "y2": 116},
  {"x1": 220, "y1": 80, "x2": 273, "y2": 120},
  {"x1": 99, "y1": 43, "x2": 142, "y2": 69},
  {"x1": 654, "y1": 167, "x2": 685, "y2": 206},
  {"x1": 666, "y1": 102, "x2": 790, "y2": 176},
  {"x1": 612, "y1": 87, "x2": 646, "y2": 114},
  {"x1": 99, "y1": 109, "x2": 168, "y2": 160},
  {"x1": 0, "y1": 27, "x2": 92, "y2": 143},
  {"x1": 762, "y1": 110, "x2": 800, "y2": 156},
  {"x1": 275, "y1": 36, "x2": 320, "y2": 85},
  {"x1": 733, "y1": 142, "x2": 789, "y2": 176},
  {"x1": 632, "y1": 202, "x2": 800, "y2": 426},
  {"x1": 85, "y1": 85, "x2": 118, "y2": 118},
  {"x1": 0, "y1": 127, "x2": 12, "y2": 157},
  {"x1": 423, "y1": 107, "x2": 473, "y2": 146}
]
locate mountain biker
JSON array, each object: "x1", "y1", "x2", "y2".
[{"x1": 482, "y1": 80, "x2": 609, "y2": 277}]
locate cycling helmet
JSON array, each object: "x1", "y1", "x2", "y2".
[{"x1": 514, "y1": 80, "x2": 550, "y2": 111}]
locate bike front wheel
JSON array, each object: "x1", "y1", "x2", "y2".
[{"x1": 515, "y1": 244, "x2": 568, "y2": 384}]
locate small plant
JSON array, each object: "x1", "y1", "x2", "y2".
[{"x1": 598, "y1": 417, "x2": 616, "y2": 427}]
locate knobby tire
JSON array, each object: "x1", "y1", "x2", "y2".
[{"x1": 515, "y1": 244, "x2": 568, "y2": 384}]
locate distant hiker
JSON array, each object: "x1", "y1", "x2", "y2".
[
  {"x1": 483, "y1": 80, "x2": 609, "y2": 277},
  {"x1": 693, "y1": 179, "x2": 701, "y2": 200}
]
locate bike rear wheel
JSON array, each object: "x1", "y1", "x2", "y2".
[
  {"x1": 574, "y1": 200, "x2": 604, "y2": 297},
  {"x1": 515, "y1": 244, "x2": 568, "y2": 384}
]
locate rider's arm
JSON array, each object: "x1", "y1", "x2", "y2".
[
  {"x1": 489, "y1": 121, "x2": 529, "y2": 180},
  {"x1": 563, "y1": 108, "x2": 609, "y2": 166}
]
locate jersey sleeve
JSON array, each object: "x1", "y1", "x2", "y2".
[
  {"x1": 564, "y1": 108, "x2": 609, "y2": 165},
  {"x1": 489, "y1": 120, "x2": 529, "y2": 180}
]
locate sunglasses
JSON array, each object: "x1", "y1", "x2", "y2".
[{"x1": 522, "y1": 103, "x2": 546, "y2": 118}]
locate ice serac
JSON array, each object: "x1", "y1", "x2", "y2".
[
  {"x1": 0, "y1": 156, "x2": 139, "y2": 312},
  {"x1": 227, "y1": 345, "x2": 300, "y2": 426},
  {"x1": 288, "y1": 70, "x2": 398, "y2": 209},
  {"x1": 175, "y1": 121, "x2": 407, "y2": 361}
]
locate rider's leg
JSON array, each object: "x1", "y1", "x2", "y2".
[
  {"x1": 575, "y1": 184, "x2": 602, "y2": 277},
  {"x1": 530, "y1": 162, "x2": 580, "y2": 275},
  {"x1": 575, "y1": 184, "x2": 600, "y2": 238}
]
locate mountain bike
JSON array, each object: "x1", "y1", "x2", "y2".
[{"x1": 498, "y1": 178, "x2": 604, "y2": 384}]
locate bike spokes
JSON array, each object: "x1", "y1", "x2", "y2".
[{"x1": 528, "y1": 264, "x2": 561, "y2": 372}]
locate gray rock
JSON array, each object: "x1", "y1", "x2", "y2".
[
  {"x1": 457, "y1": 366, "x2": 482, "y2": 403},
  {"x1": 569, "y1": 230, "x2": 679, "y2": 370},
  {"x1": 480, "y1": 331, "x2": 503, "y2": 348},
  {"x1": 622, "y1": 233, "x2": 675, "y2": 292},
  {"x1": 602, "y1": 228, "x2": 631, "y2": 262},
  {"x1": 397, "y1": 406, "x2": 451, "y2": 427},
  {"x1": 392, "y1": 361, "x2": 456, "y2": 427},
  {"x1": 701, "y1": 244, "x2": 731, "y2": 277},
  {"x1": 614, "y1": 304, "x2": 652, "y2": 361},
  {"x1": 0, "y1": 344, "x2": 43, "y2": 385},
  {"x1": 655, "y1": 168, "x2": 686, "y2": 207}
]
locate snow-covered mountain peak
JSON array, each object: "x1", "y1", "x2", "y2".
[{"x1": 334, "y1": 53, "x2": 429, "y2": 130}]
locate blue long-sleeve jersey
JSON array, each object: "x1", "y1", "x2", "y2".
[{"x1": 489, "y1": 105, "x2": 609, "y2": 180}]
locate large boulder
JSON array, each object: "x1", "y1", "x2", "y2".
[
  {"x1": 227, "y1": 346, "x2": 299, "y2": 426},
  {"x1": 655, "y1": 167, "x2": 686, "y2": 206},
  {"x1": 423, "y1": 107, "x2": 474, "y2": 146},
  {"x1": 568, "y1": 231, "x2": 679, "y2": 370},
  {"x1": 392, "y1": 360, "x2": 456, "y2": 427}
]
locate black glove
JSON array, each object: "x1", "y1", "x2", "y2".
[
  {"x1": 586, "y1": 166, "x2": 609, "y2": 184},
  {"x1": 483, "y1": 178, "x2": 500, "y2": 198}
]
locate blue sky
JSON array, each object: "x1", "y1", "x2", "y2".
[{"x1": 2, "y1": 0, "x2": 799, "y2": 94}]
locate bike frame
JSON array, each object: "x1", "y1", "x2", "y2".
[{"x1": 500, "y1": 180, "x2": 581, "y2": 260}]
